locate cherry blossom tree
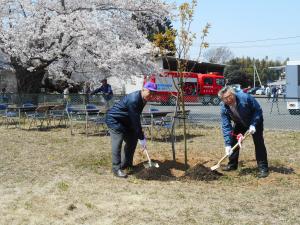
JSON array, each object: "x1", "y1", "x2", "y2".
[{"x1": 0, "y1": 0, "x2": 171, "y2": 93}]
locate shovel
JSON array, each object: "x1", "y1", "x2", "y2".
[
  {"x1": 210, "y1": 130, "x2": 250, "y2": 171},
  {"x1": 143, "y1": 147, "x2": 159, "y2": 169}
]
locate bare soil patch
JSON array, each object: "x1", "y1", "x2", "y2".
[
  {"x1": 134, "y1": 160, "x2": 222, "y2": 181},
  {"x1": 1, "y1": 126, "x2": 300, "y2": 225}
]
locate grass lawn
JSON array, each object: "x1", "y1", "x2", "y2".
[{"x1": 0, "y1": 125, "x2": 299, "y2": 225}]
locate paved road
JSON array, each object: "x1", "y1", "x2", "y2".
[{"x1": 147, "y1": 97, "x2": 300, "y2": 131}]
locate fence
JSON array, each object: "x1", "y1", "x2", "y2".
[
  {"x1": 145, "y1": 95, "x2": 300, "y2": 131},
  {"x1": 0, "y1": 93, "x2": 123, "y2": 106},
  {"x1": 0, "y1": 93, "x2": 299, "y2": 131}
]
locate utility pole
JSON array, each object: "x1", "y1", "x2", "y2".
[
  {"x1": 253, "y1": 63, "x2": 263, "y2": 87},
  {"x1": 253, "y1": 63, "x2": 256, "y2": 88}
]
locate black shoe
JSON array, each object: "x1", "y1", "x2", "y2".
[
  {"x1": 113, "y1": 169, "x2": 128, "y2": 178},
  {"x1": 121, "y1": 164, "x2": 133, "y2": 170},
  {"x1": 258, "y1": 169, "x2": 269, "y2": 178},
  {"x1": 221, "y1": 164, "x2": 238, "y2": 171},
  {"x1": 123, "y1": 166, "x2": 135, "y2": 174}
]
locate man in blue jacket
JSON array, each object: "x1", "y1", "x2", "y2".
[
  {"x1": 106, "y1": 82, "x2": 157, "y2": 178},
  {"x1": 91, "y1": 78, "x2": 113, "y2": 108},
  {"x1": 218, "y1": 86, "x2": 269, "y2": 178}
]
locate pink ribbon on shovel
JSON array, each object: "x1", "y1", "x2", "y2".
[{"x1": 236, "y1": 133, "x2": 244, "y2": 148}]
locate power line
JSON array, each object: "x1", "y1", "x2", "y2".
[
  {"x1": 190, "y1": 42, "x2": 300, "y2": 49},
  {"x1": 210, "y1": 35, "x2": 300, "y2": 45},
  {"x1": 212, "y1": 42, "x2": 300, "y2": 49}
]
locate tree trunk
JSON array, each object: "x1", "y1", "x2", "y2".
[
  {"x1": 16, "y1": 69, "x2": 45, "y2": 93},
  {"x1": 11, "y1": 58, "x2": 45, "y2": 93}
]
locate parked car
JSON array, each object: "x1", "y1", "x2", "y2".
[
  {"x1": 230, "y1": 84, "x2": 242, "y2": 92},
  {"x1": 247, "y1": 87, "x2": 260, "y2": 94},
  {"x1": 255, "y1": 88, "x2": 265, "y2": 95}
]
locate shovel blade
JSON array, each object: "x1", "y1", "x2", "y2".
[
  {"x1": 152, "y1": 162, "x2": 159, "y2": 168},
  {"x1": 143, "y1": 162, "x2": 151, "y2": 169},
  {"x1": 210, "y1": 164, "x2": 220, "y2": 171},
  {"x1": 143, "y1": 161, "x2": 159, "y2": 169}
]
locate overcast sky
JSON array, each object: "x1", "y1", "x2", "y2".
[{"x1": 169, "y1": 0, "x2": 300, "y2": 61}]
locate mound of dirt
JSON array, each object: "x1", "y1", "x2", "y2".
[
  {"x1": 182, "y1": 163, "x2": 223, "y2": 181},
  {"x1": 134, "y1": 167, "x2": 175, "y2": 181},
  {"x1": 134, "y1": 162, "x2": 223, "y2": 181}
]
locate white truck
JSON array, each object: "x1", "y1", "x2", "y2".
[{"x1": 286, "y1": 61, "x2": 300, "y2": 115}]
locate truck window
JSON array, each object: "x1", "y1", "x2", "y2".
[
  {"x1": 204, "y1": 77, "x2": 213, "y2": 85},
  {"x1": 183, "y1": 82, "x2": 197, "y2": 96},
  {"x1": 216, "y1": 78, "x2": 225, "y2": 86}
]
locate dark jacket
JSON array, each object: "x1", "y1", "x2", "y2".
[
  {"x1": 220, "y1": 91, "x2": 263, "y2": 146},
  {"x1": 105, "y1": 91, "x2": 145, "y2": 139},
  {"x1": 91, "y1": 84, "x2": 113, "y2": 100}
]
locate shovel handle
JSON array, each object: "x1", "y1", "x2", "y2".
[
  {"x1": 215, "y1": 141, "x2": 240, "y2": 166},
  {"x1": 215, "y1": 130, "x2": 251, "y2": 165},
  {"x1": 143, "y1": 147, "x2": 152, "y2": 164}
]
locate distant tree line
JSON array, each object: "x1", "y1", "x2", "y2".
[
  {"x1": 204, "y1": 47, "x2": 287, "y2": 88},
  {"x1": 224, "y1": 57, "x2": 287, "y2": 88}
]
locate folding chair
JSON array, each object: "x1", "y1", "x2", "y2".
[
  {"x1": 85, "y1": 104, "x2": 106, "y2": 136},
  {"x1": 141, "y1": 113, "x2": 154, "y2": 141},
  {"x1": 176, "y1": 110, "x2": 190, "y2": 126},
  {"x1": 0, "y1": 104, "x2": 7, "y2": 126},
  {"x1": 4, "y1": 108, "x2": 20, "y2": 128},
  {"x1": 48, "y1": 104, "x2": 67, "y2": 127},
  {"x1": 66, "y1": 105, "x2": 87, "y2": 135},
  {"x1": 26, "y1": 105, "x2": 50, "y2": 130},
  {"x1": 153, "y1": 112, "x2": 175, "y2": 142}
]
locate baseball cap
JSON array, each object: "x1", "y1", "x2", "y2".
[{"x1": 143, "y1": 82, "x2": 157, "y2": 92}]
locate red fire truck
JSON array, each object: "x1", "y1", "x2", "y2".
[{"x1": 146, "y1": 71, "x2": 225, "y2": 105}]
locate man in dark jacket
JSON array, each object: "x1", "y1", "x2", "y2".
[
  {"x1": 271, "y1": 86, "x2": 278, "y2": 102},
  {"x1": 105, "y1": 82, "x2": 157, "y2": 178},
  {"x1": 218, "y1": 86, "x2": 269, "y2": 178},
  {"x1": 91, "y1": 78, "x2": 113, "y2": 108}
]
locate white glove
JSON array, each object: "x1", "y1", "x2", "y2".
[
  {"x1": 225, "y1": 146, "x2": 233, "y2": 156},
  {"x1": 249, "y1": 125, "x2": 256, "y2": 134},
  {"x1": 138, "y1": 138, "x2": 147, "y2": 149}
]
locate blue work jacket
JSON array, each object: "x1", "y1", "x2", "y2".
[
  {"x1": 105, "y1": 91, "x2": 145, "y2": 140},
  {"x1": 91, "y1": 84, "x2": 113, "y2": 101},
  {"x1": 220, "y1": 91, "x2": 263, "y2": 146}
]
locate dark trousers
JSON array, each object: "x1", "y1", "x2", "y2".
[
  {"x1": 109, "y1": 128, "x2": 138, "y2": 172},
  {"x1": 229, "y1": 123, "x2": 268, "y2": 169}
]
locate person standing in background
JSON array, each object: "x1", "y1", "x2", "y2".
[
  {"x1": 63, "y1": 85, "x2": 72, "y2": 106},
  {"x1": 271, "y1": 86, "x2": 278, "y2": 102},
  {"x1": 91, "y1": 78, "x2": 113, "y2": 109},
  {"x1": 265, "y1": 86, "x2": 271, "y2": 101},
  {"x1": 84, "y1": 81, "x2": 91, "y2": 104},
  {"x1": 1, "y1": 88, "x2": 8, "y2": 103}
]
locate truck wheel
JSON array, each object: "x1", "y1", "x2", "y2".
[
  {"x1": 201, "y1": 95, "x2": 211, "y2": 105},
  {"x1": 168, "y1": 96, "x2": 177, "y2": 106},
  {"x1": 211, "y1": 97, "x2": 221, "y2": 106},
  {"x1": 289, "y1": 109, "x2": 300, "y2": 115}
]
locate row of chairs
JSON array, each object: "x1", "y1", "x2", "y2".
[
  {"x1": 27, "y1": 104, "x2": 67, "y2": 129},
  {"x1": 0, "y1": 103, "x2": 67, "y2": 129},
  {"x1": 66, "y1": 104, "x2": 107, "y2": 136},
  {"x1": 1, "y1": 103, "x2": 190, "y2": 140},
  {"x1": 0, "y1": 103, "x2": 107, "y2": 136},
  {"x1": 141, "y1": 109, "x2": 191, "y2": 142}
]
